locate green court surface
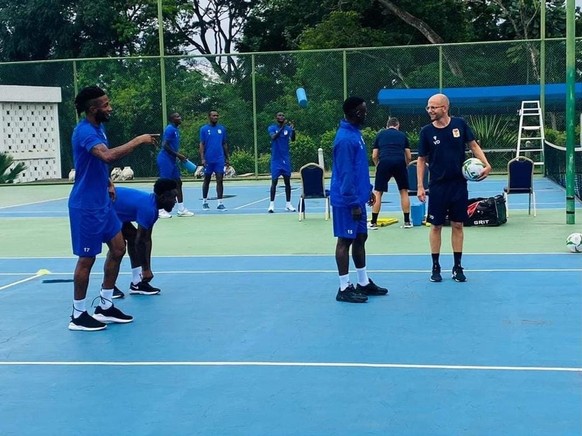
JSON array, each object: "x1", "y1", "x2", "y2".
[{"x1": 0, "y1": 176, "x2": 579, "y2": 258}]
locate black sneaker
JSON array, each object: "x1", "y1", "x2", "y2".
[
  {"x1": 129, "y1": 281, "x2": 161, "y2": 295},
  {"x1": 112, "y1": 285, "x2": 125, "y2": 299},
  {"x1": 430, "y1": 265, "x2": 442, "y2": 282},
  {"x1": 452, "y1": 266, "x2": 467, "y2": 282},
  {"x1": 68, "y1": 311, "x2": 107, "y2": 331},
  {"x1": 93, "y1": 305, "x2": 134, "y2": 324},
  {"x1": 336, "y1": 284, "x2": 368, "y2": 303},
  {"x1": 356, "y1": 278, "x2": 388, "y2": 296}
]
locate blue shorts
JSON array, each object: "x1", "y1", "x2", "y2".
[
  {"x1": 69, "y1": 205, "x2": 122, "y2": 257},
  {"x1": 332, "y1": 205, "x2": 368, "y2": 239},
  {"x1": 271, "y1": 161, "x2": 291, "y2": 179},
  {"x1": 427, "y1": 180, "x2": 468, "y2": 225},
  {"x1": 157, "y1": 153, "x2": 181, "y2": 180},
  {"x1": 204, "y1": 160, "x2": 224, "y2": 176}
]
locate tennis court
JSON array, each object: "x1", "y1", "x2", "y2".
[{"x1": 0, "y1": 176, "x2": 581, "y2": 435}]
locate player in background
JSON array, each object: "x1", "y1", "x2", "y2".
[
  {"x1": 267, "y1": 111, "x2": 296, "y2": 213},
  {"x1": 199, "y1": 110, "x2": 229, "y2": 210},
  {"x1": 112, "y1": 178, "x2": 178, "y2": 299},
  {"x1": 157, "y1": 112, "x2": 194, "y2": 218},
  {"x1": 369, "y1": 117, "x2": 412, "y2": 229}
]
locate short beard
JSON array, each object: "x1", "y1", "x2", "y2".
[{"x1": 95, "y1": 111, "x2": 109, "y2": 123}]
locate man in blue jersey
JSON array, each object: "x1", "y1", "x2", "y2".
[
  {"x1": 417, "y1": 93, "x2": 491, "y2": 283},
  {"x1": 267, "y1": 112, "x2": 296, "y2": 213},
  {"x1": 370, "y1": 117, "x2": 412, "y2": 229},
  {"x1": 157, "y1": 112, "x2": 194, "y2": 218},
  {"x1": 68, "y1": 86, "x2": 159, "y2": 331},
  {"x1": 199, "y1": 110, "x2": 229, "y2": 210},
  {"x1": 111, "y1": 178, "x2": 178, "y2": 299},
  {"x1": 330, "y1": 97, "x2": 388, "y2": 303}
]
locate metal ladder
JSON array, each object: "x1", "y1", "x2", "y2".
[{"x1": 516, "y1": 100, "x2": 544, "y2": 167}]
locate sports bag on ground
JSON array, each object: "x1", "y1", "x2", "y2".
[{"x1": 465, "y1": 195, "x2": 507, "y2": 227}]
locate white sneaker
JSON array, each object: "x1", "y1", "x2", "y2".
[
  {"x1": 177, "y1": 209, "x2": 194, "y2": 217},
  {"x1": 268, "y1": 206, "x2": 274, "y2": 213},
  {"x1": 158, "y1": 210, "x2": 172, "y2": 219},
  {"x1": 285, "y1": 204, "x2": 296, "y2": 212}
]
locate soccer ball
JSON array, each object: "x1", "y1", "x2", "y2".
[
  {"x1": 566, "y1": 232, "x2": 582, "y2": 253},
  {"x1": 462, "y1": 158, "x2": 485, "y2": 181}
]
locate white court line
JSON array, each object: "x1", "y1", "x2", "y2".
[
  {"x1": 234, "y1": 188, "x2": 299, "y2": 210},
  {"x1": 0, "y1": 271, "x2": 49, "y2": 291},
  {"x1": 0, "y1": 196, "x2": 68, "y2": 210},
  {"x1": 1, "y1": 267, "x2": 581, "y2": 276},
  {"x1": 0, "y1": 252, "x2": 576, "y2": 259},
  {"x1": 0, "y1": 360, "x2": 579, "y2": 372}
]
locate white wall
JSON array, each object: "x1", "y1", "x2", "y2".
[{"x1": 0, "y1": 85, "x2": 62, "y2": 182}]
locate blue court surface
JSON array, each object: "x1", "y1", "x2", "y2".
[{"x1": 0, "y1": 176, "x2": 581, "y2": 435}]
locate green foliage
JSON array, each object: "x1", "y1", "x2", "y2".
[
  {"x1": 544, "y1": 128, "x2": 567, "y2": 147},
  {"x1": 0, "y1": 152, "x2": 26, "y2": 183},
  {"x1": 230, "y1": 149, "x2": 255, "y2": 174},
  {"x1": 467, "y1": 115, "x2": 519, "y2": 150},
  {"x1": 290, "y1": 134, "x2": 319, "y2": 170},
  {"x1": 299, "y1": 11, "x2": 392, "y2": 49}
]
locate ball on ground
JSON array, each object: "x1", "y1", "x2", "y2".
[{"x1": 566, "y1": 232, "x2": 582, "y2": 253}]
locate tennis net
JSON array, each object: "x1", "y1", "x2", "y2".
[{"x1": 544, "y1": 140, "x2": 582, "y2": 201}]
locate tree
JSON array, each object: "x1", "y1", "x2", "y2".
[
  {"x1": 163, "y1": 0, "x2": 256, "y2": 82},
  {"x1": 0, "y1": 0, "x2": 163, "y2": 61},
  {"x1": 0, "y1": 152, "x2": 26, "y2": 183}
]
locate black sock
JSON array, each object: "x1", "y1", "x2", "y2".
[
  {"x1": 371, "y1": 212, "x2": 379, "y2": 224},
  {"x1": 404, "y1": 212, "x2": 410, "y2": 223},
  {"x1": 431, "y1": 253, "x2": 440, "y2": 268},
  {"x1": 454, "y1": 252, "x2": 462, "y2": 267}
]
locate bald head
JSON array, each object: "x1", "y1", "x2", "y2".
[{"x1": 427, "y1": 93, "x2": 449, "y2": 110}]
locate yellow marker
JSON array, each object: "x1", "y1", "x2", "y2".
[{"x1": 36, "y1": 269, "x2": 51, "y2": 276}]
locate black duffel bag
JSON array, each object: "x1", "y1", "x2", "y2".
[{"x1": 465, "y1": 195, "x2": 507, "y2": 226}]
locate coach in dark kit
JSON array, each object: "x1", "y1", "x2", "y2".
[
  {"x1": 417, "y1": 93, "x2": 491, "y2": 284},
  {"x1": 369, "y1": 117, "x2": 412, "y2": 229}
]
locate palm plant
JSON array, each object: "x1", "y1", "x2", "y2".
[{"x1": 0, "y1": 152, "x2": 26, "y2": 183}]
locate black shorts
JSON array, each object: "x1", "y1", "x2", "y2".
[
  {"x1": 374, "y1": 160, "x2": 409, "y2": 192},
  {"x1": 427, "y1": 180, "x2": 468, "y2": 225}
]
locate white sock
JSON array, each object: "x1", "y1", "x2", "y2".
[
  {"x1": 218, "y1": 200, "x2": 223, "y2": 205},
  {"x1": 177, "y1": 202, "x2": 185, "y2": 212},
  {"x1": 100, "y1": 288, "x2": 114, "y2": 309},
  {"x1": 73, "y1": 299, "x2": 85, "y2": 318},
  {"x1": 132, "y1": 267, "x2": 142, "y2": 285},
  {"x1": 286, "y1": 201, "x2": 292, "y2": 207},
  {"x1": 339, "y1": 274, "x2": 350, "y2": 291},
  {"x1": 202, "y1": 198, "x2": 208, "y2": 204},
  {"x1": 356, "y1": 267, "x2": 369, "y2": 286},
  {"x1": 269, "y1": 201, "x2": 275, "y2": 209},
  {"x1": 158, "y1": 208, "x2": 165, "y2": 214}
]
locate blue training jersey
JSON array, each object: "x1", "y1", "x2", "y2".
[
  {"x1": 268, "y1": 123, "x2": 293, "y2": 165},
  {"x1": 68, "y1": 119, "x2": 111, "y2": 209},
  {"x1": 330, "y1": 120, "x2": 373, "y2": 208},
  {"x1": 160, "y1": 123, "x2": 180, "y2": 158},
  {"x1": 418, "y1": 117, "x2": 475, "y2": 185},
  {"x1": 113, "y1": 187, "x2": 158, "y2": 230},
  {"x1": 200, "y1": 123, "x2": 228, "y2": 163}
]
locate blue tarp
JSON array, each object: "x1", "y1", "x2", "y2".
[{"x1": 377, "y1": 83, "x2": 582, "y2": 114}]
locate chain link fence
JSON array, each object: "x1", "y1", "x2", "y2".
[{"x1": 0, "y1": 38, "x2": 580, "y2": 190}]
